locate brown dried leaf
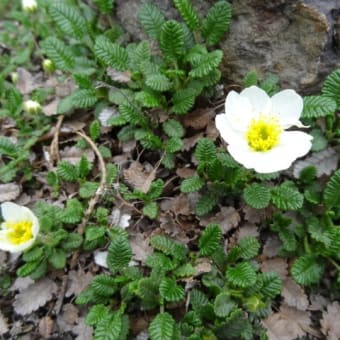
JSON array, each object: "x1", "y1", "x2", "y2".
[
  {"x1": 194, "y1": 258, "x2": 212, "y2": 276},
  {"x1": 61, "y1": 304, "x2": 79, "y2": 325},
  {"x1": 309, "y1": 294, "x2": 329, "y2": 311},
  {"x1": 13, "y1": 278, "x2": 58, "y2": 315},
  {"x1": 281, "y1": 278, "x2": 309, "y2": 311},
  {"x1": 38, "y1": 316, "x2": 54, "y2": 338},
  {"x1": 0, "y1": 183, "x2": 20, "y2": 202},
  {"x1": 11, "y1": 277, "x2": 34, "y2": 292},
  {"x1": 262, "y1": 235, "x2": 282, "y2": 258},
  {"x1": 65, "y1": 270, "x2": 93, "y2": 298},
  {"x1": 43, "y1": 99, "x2": 59, "y2": 116},
  {"x1": 98, "y1": 107, "x2": 117, "y2": 127},
  {"x1": 123, "y1": 161, "x2": 156, "y2": 193},
  {"x1": 0, "y1": 311, "x2": 8, "y2": 336},
  {"x1": 176, "y1": 167, "x2": 196, "y2": 179},
  {"x1": 60, "y1": 146, "x2": 95, "y2": 165},
  {"x1": 171, "y1": 194, "x2": 193, "y2": 216},
  {"x1": 236, "y1": 223, "x2": 259, "y2": 241},
  {"x1": 243, "y1": 205, "x2": 272, "y2": 223},
  {"x1": 107, "y1": 68, "x2": 131, "y2": 83},
  {"x1": 262, "y1": 304, "x2": 312, "y2": 340},
  {"x1": 199, "y1": 207, "x2": 240, "y2": 234},
  {"x1": 183, "y1": 108, "x2": 215, "y2": 130},
  {"x1": 16, "y1": 68, "x2": 41, "y2": 94},
  {"x1": 261, "y1": 258, "x2": 288, "y2": 280},
  {"x1": 129, "y1": 233, "x2": 153, "y2": 263},
  {"x1": 321, "y1": 302, "x2": 340, "y2": 340},
  {"x1": 182, "y1": 133, "x2": 204, "y2": 151},
  {"x1": 73, "y1": 317, "x2": 93, "y2": 340}
]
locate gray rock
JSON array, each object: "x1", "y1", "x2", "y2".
[{"x1": 114, "y1": 0, "x2": 340, "y2": 92}]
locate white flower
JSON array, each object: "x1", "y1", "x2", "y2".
[
  {"x1": 0, "y1": 202, "x2": 40, "y2": 253},
  {"x1": 22, "y1": 0, "x2": 38, "y2": 12},
  {"x1": 215, "y1": 85, "x2": 313, "y2": 173},
  {"x1": 23, "y1": 100, "x2": 41, "y2": 114}
]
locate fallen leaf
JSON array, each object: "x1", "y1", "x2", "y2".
[
  {"x1": 281, "y1": 278, "x2": 309, "y2": 311},
  {"x1": 293, "y1": 147, "x2": 340, "y2": 178},
  {"x1": 38, "y1": 316, "x2": 54, "y2": 338},
  {"x1": 182, "y1": 133, "x2": 204, "y2": 151},
  {"x1": 60, "y1": 146, "x2": 95, "y2": 165},
  {"x1": 110, "y1": 207, "x2": 131, "y2": 229},
  {"x1": 98, "y1": 107, "x2": 117, "y2": 127},
  {"x1": 171, "y1": 194, "x2": 193, "y2": 216},
  {"x1": 262, "y1": 235, "x2": 282, "y2": 258},
  {"x1": 107, "y1": 68, "x2": 131, "y2": 83},
  {"x1": 194, "y1": 258, "x2": 212, "y2": 276},
  {"x1": 243, "y1": 205, "x2": 272, "y2": 224},
  {"x1": 262, "y1": 304, "x2": 313, "y2": 340},
  {"x1": 261, "y1": 258, "x2": 288, "y2": 280},
  {"x1": 13, "y1": 278, "x2": 58, "y2": 315},
  {"x1": 321, "y1": 301, "x2": 340, "y2": 340},
  {"x1": 0, "y1": 183, "x2": 20, "y2": 202},
  {"x1": 11, "y1": 277, "x2": 34, "y2": 292},
  {"x1": 309, "y1": 294, "x2": 329, "y2": 311},
  {"x1": 65, "y1": 270, "x2": 93, "y2": 298},
  {"x1": 0, "y1": 311, "x2": 8, "y2": 336},
  {"x1": 73, "y1": 318, "x2": 93, "y2": 340},
  {"x1": 129, "y1": 233, "x2": 153, "y2": 263},
  {"x1": 123, "y1": 161, "x2": 156, "y2": 193},
  {"x1": 43, "y1": 99, "x2": 59, "y2": 116},
  {"x1": 236, "y1": 222, "x2": 259, "y2": 241},
  {"x1": 61, "y1": 303, "x2": 79, "y2": 325},
  {"x1": 16, "y1": 67, "x2": 41, "y2": 94},
  {"x1": 176, "y1": 167, "x2": 196, "y2": 179},
  {"x1": 199, "y1": 207, "x2": 240, "y2": 234},
  {"x1": 183, "y1": 108, "x2": 215, "y2": 130}
]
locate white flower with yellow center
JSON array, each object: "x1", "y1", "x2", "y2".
[
  {"x1": 0, "y1": 202, "x2": 39, "y2": 253},
  {"x1": 22, "y1": 0, "x2": 38, "y2": 12},
  {"x1": 215, "y1": 85, "x2": 313, "y2": 173}
]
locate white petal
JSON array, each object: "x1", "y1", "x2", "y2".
[
  {"x1": 1, "y1": 202, "x2": 22, "y2": 221},
  {"x1": 271, "y1": 89, "x2": 303, "y2": 128},
  {"x1": 227, "y1": 131, "x2": 312, "y2": 173},
  {"x1": 224, "y1": 91, "x2": 253, "y2": 130},
  {"x1": 0, "y1": 232, "x2": 34, "y2": 253},
  {"x1": 240, "y1": 86, "x2": 271, "y2": 115},
  {"x1": 215, "y1": 114, "x2": 247, "y2": 146}
]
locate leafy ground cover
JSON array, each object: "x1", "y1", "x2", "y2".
[{"x1": 0, "y1": 0, "x2": 340, "y2": 339}]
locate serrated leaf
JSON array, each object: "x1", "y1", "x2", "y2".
[
  {"x1": 199, "y1": 224, "x2": 222, "y2": 256},
  {"x1": 107, "y1": 236, "x2": 132, "y2": 272},
  {"x1": 56, "y1": 161, "x2": 78, "y2": 181},
  {"x1": 322, "y1": 69, "x2": 340, "y2": 110},
  {"x1": 324, "y1": 169, "x2": 340, "y2": 209},
  {"x1": 271, "y1": 182, "x2": 304, "y2": 210},
  {"x1": 201, "y1": 1, "x2": 232, "y2": 45},
  {"x1": 260, "y1": 272, "x2": 282, "y2": 299},
  {"x1": 160, "y1": 20, "x2": 185, "y2": 60},
  {"x1": 180, "y1": 176, "x2": 204, "y2": 193},
  {"x1": 145, "y1": 74, "x2": 172, "y2": 92},
  {"x1": 238, "y1": 236, "x2": 260, "y2": 260},
  {"x1": 150, "y1": 235, "x2": 187, "y2": 260},
  {"x1": 149, "y1": 312, "x2": 175, "y2": 340},
  {"x1": 94, "y1": 36, "x2": 128, "y2": 70},
  {"x1": 195, "y1": 138, "x2": 216, "y2": 163},
  {"x1": 189, "y1": 50, "x2": 223, "y2": 78},
  {"x1": 48, "y1": 249, "x2": 66, "y2": 269},
  {"x1": 94, "y1": 312, "x2": 123, "y2": 340},
  {"x1": 94, "y1": 0, "x2": 114, "y2": 14},
  {"x1": 86, "y1": 304, "x2": 109, "y2": 326},
  {"x1": 214, "y1": 293, "x2": 237, "y2": 317},
  {"x1": 243, "y1": 183, "x2": 271, "y2": 209},
  {"x1": 291, "y1": 255, "x2": 324, "y2": 285},
  {"x1": 162, "y1": 119, "x2": 185, "y2": 138},
  {"x1": 226, "y1": 262, "x2": 257, "y2": 288},
  {"x1": 159, "y1": 278, "x2": 185, "y2": 302},
  {"x1": 302, "y1": 95, "x2": 336, "y2": 118},
  {"x1": 165, "y1": 137, "x2": 183, "y2": 153},
  {"x1": 173, "y1": 0, "x2": 199, "y2": 31},
  {"x1": 139, "y1": 3, "x2": 165, "y2": 41},
  {"x1": 72, "y1": 89, "x2": 97, "y2": 108},
  {"x1": 171, "y1": 88, "x2": 196, "y2": 114},
  {"x1": 143, "y1": 201, "x2": 159, "y2": 219},
  {"x1": 91, "y1": 275, "x2": 116, "y2": 297}
]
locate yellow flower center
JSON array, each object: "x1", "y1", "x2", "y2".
[
  {"x1": 246, "y1": 115, "x2": 282, "y2": 151},
  {"x1": 5, "y1": 220, "x2": 33, "y2": 245}
]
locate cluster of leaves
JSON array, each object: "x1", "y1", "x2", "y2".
[{"x1": 77, "y1": 225, "x2": 281, "y2": 339}]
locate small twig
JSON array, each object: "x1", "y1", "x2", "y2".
[
  {"x1": 50, "y1": 115, "x2": 64, "y2": 165},
  {"x1": 75, "y1": 130, "x2": 107, "y2": 235}
]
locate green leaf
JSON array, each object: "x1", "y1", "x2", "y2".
[
  {"x1": 190, "y1": 289, "x2": 209, "y2": 310},
  {"x1": 291, "y1": 255, "x2": 324, "y2": 285},
  {"x1": 323, "y1": 169, "x2": 340, "y2": 209},
  {"x1": 89, "y1": 120, "x2": 101, "y2": 140},
  {"x1": 173, "y1": 0, "x2": 199, "y2": 31},
  {"x1": 195, "y1": 194, "x2": 216, "y2": 216},
  {"x1": 91, "y1": 275, "x2": 117, "y2": 297},
  {"x1": 238, "y1": 237, "x2": 260, "y2": 260},
  {"x1": 162, "y1": 119, "x2": 185, "y2": 138},
  {"x1": 302, "y1": 95, "x2": 336, "y2": 118},
  {"x1": 243, "y1": 71, "x2": 258, "y2": 88},
  {"x1": 160, "y1": 20, "x2": 185, "y2": 60},
  {"x1": 171, "y1": 88, "x2": 196, "y2": 114},
  {"x1": 145, "y1": 74, "x2": 172, "y2": 92},
  {"x1": 129, "y1": 41, "x2": 151, "y2": 71},
  {"x1": 180, "y1": 176, "x2": 204, "y2": 193},
  {"x1": 49, "y1": 3, "x2": 88, "y2": 39},
  {"x1": 174, "y1": 263, "x2": 195, "y2": 278},
  {"x1": 79, "y1": 181, "x2": 98, "y2": 198},
  {"x1": 94, "y1": 36, "x2": 128, "y2": 70},
  {"x1": 165, "y1": 137, "x2": 183, "y2": 153},
  {"x1": 86, "y1": 304, "x2": 109, "y2": 326},
  {"x1": 48, "y1": 249, "x2": 66, "y2": 269},
  {"x1": 271, "y1": 182, "x2": 304, "y2": 210},
  {"x1": 16, "y1": 261, "x2": 41, "y2": 277},
  {"x1": 72, "y1": 89, "x2": 98, "y2": 108},
  {"x1": 148, "y1": 179, "x2": 164, "y2": 199},
  {"x1": 107, "y1": 236, "x2": 132, "y2": 272},
  {"x1": 260, "y1": 272, "x2": 282, "y2": 299},
  {"x1": 322, "y1": 69, "x2": 340, "y2": 110},
  {"x1": 57, "y1": 161, "x2": 78, "y2": 181},
  {"x1": 227, "y1": 262, "x2": 257, "y2": 288},
  {"x1": 214, "y1": 293, "x2": 237, "y2": 317},
  {"x1": 94, "y1": 312, "x2": 123, "y2": 340},
  {"x1": 199, "y1": 224, "x2": 222, "y2": 256},
  {"x1": 61, "y1": 232, "x2": 83, "y2": 250},
  {"x1": 243, "y1": 183, "x2": 271, "y2": 209},
  {"x1": 0, "y1": 137, "x2": 18, "y2": 157},
  {"x1": 143, "y1": 201, "x2": 159, "y2": 219},
  {"x1": 159, "y1": 278, "x2": 185, "y2": 302},
  {"x1": 40, "y1": 37, "x2": 75, "y2": 71},
  {"x1": 149, "y1": 312, "x2": 175, "y2": 340},
  {"x1": 22, "y1": 247, "x2": 43, "y2": 262},
  {"x1": 310, "y1": 128, "x2": 328, "y2": 152},
  {"x1": 94, "y1": 0, "x2": 114, "y2": 14},
  {"x1": 150, "y1": 235, "x2": 187, "y2": 261},
  {"x1": 135, "y1": 91, "x2": 163, "y2": 108},
  {"x1": 189, "y1": 50, "x2": 223, "y2": 78},
  {"x1": 85, "y1": 225, "x2": 106, "y2": 242},
  {"x1": 201, "y1": 1, "x2": 232, "y2": 45},
  {"x1": 139, "y1": 3, "x2": 165, "y2": 41},
  {"x1": 195, "y1": 138, "x2": 216, "y2": 163}
]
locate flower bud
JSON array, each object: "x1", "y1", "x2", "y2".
[
  {"x1": 22, "y1": 0, "x2": 38, "y2": 13},
  {"x1": 42, "y1": 59, "x2": 55, "y2": 73},
  {"x1": 23, "y1": 100, "x2": 42, "y2": 114},
  {"x1": 11, "y1": 72, "x2": 19, "y2": 84}
]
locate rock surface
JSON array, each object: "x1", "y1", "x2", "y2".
[{"x1": 115, "y1": 0, "x2": 340, "y2": 93}]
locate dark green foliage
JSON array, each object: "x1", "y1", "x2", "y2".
[
  {"x1": 173, "y1": 0, "x2": 199, "y2": 31},
  {"x1": 214, "y1": 293, "x2": 237, "y2": 317},
  {"x1": 226, "y1": 262, "x2": 257, "y2": 288},
  {"x1": 271, "y1": 182, "x2": 304, "y2": 210},
  {"x1": 107, "y1": 235, "x2": 132, "y2": 272},
  {"x1": 159, "y1": 277, "x2": 185, "y2": 302},
  {"x1": 199, "y1": 224, "x2": 222, "y2": 256},
  {"x1": 94, "y1": 0, "x2": 114, "y2": 14},
  {"x1": 322, "y1": 68, "x2": 340, "y2": 109},
  {"x1": 180, "y1": 176, "x2": 204, "y2": 193},
  {"x1": 323, "y1": 169, "x2": 340, "y2": 209},
  {"x1": 243, "y1": 183, "x2": 271, "y2": 209},
  {"x1": 302, "y1": 95, "x2": 337, "y2": 118},
  {"x1": 149, "y1": 313, "x2": 175, "y2": 340},
  {"x1": 171, "y1": 88, "x2": 196, "y2": 114},
  {"x1": 139, "y1": 3, "x2": 165, "y2": 41},
  {"x1": 160, "y1": 20, "x2": 185, "y2": 61},
  {"x1": 291, "y1": 255, "x2": 324, "y2": 285}
]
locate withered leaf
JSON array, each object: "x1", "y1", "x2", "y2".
[
  {"x1": 0, "y1": 311, "x2": 8, "y2": 336},
  {"x1": 123, "y1": 161, "x2": 156, "y2": 193},
  {"x1": 73, "y1": 317, "x2": 93, "y2": 340},
  {"x1": 262, "y1": 235, "x2": 282, "y2": 258},
  {"x1": 65, "y1": 270, "x2": 93, "y2": 298},
  {"x1": 60, "y1": 146, "x2": 95, "y2": 165},
  {"x1": 281, "y1": 278, "x2": 309, "y2": 311},
  {"x1": 261, "y1": 258, "x2": 288, "y2": 280},
  {"x1": 107, "y1": 68, "x2": 131, "y2": 83},
  {"x1": 0, "y1": 183, "x2": 20, "y2": 202},
  {"x1": 321, "y1": 301, "x2": 340, "y2": 340},
  {"x1": 38, "y1": 316, "x2": 54, "y2": 338},
  {"x1": 13, "y1": 278, "x2": 58, "y2": 315},
  {"x1": 129, "y1": 233, "x2": 153, "y2": 263}
]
